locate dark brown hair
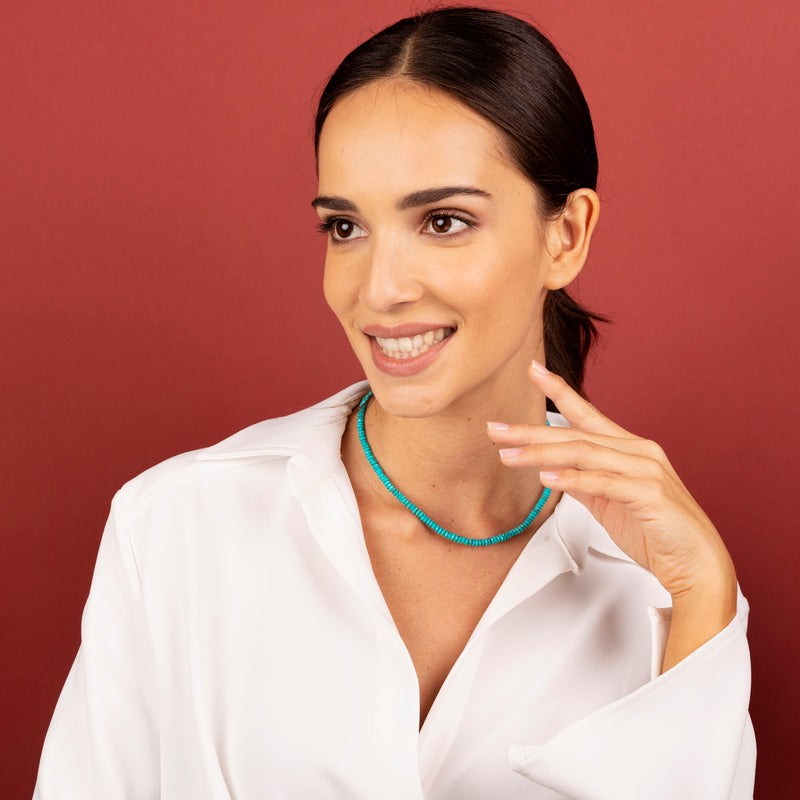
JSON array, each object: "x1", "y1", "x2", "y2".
[{"x1": 314, "y1": 6, "x2": 606, "y2": 409}]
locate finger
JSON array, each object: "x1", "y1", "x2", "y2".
[
  {"x1": 487, "y1": 421, "x2": 675, "y2": 473},
  {"x1": 497, "y1": 438, "x2": 662, "y2": 482},
  {"x1": 528, "y1": 360, "x2": 634, "y2": 438},
  {"x1": 536, "y1": 466, "x2": 664, "y2": 508}
]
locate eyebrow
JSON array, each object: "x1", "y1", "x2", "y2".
[{"x1": 311, "y1": 186, "x2": 491, "y2": 212}]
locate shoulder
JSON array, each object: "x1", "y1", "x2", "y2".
[{"x1": 113, "y1": 382, "x2": 368, "y2": 520}]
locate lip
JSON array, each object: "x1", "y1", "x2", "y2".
[{"x1": 367, "y1": 327, "x2": 454, "y2": 377}]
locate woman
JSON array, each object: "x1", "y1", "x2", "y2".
[{"x1": 35, "y1": 7, "x2": 754, "y2": 799}]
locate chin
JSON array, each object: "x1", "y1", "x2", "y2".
[
  {"x1": 364, "y1": 378, "x2": 445, "y2": 419},
  {"x1": 365, "y1": 375, "x2": 501, "y2": 421}
]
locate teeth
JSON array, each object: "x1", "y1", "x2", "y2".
[{"x1": 374, "y1": 327, "x2": 453, "y2": 359}]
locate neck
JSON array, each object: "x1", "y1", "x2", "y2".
[{"x1": 344, "y1": 382, "x2": 551, "y2": 541}]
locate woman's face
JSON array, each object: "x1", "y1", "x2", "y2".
[{"x1": 315, "y1": 80, "x2": 558, "y2": 418}]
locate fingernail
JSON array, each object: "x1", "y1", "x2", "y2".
[
  {"x1": 487, "y1": 421, "x2": 510, "y2": 431},
  {"x1": 531, "y1": 359, "x2": 550, "y2": 375},
  {"x1": 499, "y1": 447, "x2": 523, "y2": 458},
  {"x1": 539, "y1": 470, "x2": 561, "y2": 483}
]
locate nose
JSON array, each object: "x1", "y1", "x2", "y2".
[{"x1": 358, "y1": 233, "x2": 423, "y2": 312}]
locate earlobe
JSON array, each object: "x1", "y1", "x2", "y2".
[{"x1": 543, "y1": 188, "x2": 600, "y2": 290}]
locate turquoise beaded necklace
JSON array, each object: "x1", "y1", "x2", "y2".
[{"x1": 356, "y1": 391, "x2": 551, "y2": 547}]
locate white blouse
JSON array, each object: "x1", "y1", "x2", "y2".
[{"x1": 34, "y1": 383, "x2": 755, "y2": 799}]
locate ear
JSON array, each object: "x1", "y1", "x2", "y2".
[{"x1": 542, "y1": 189, "x2": 600, "y2": 290}]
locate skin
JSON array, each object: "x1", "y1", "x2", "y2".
[{"x1": 314, "y1": 79, "x2": 738, "y2": 724}]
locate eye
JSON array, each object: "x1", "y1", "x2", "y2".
[
  {"x1": 423, "y1": 213, "x2": 471, "y2": 236},
  {"x1": 317, "y1": 217, "x2": 367, "y2": 243},
  {"x1": 332, "y1": 219, "x2": 359, "y2": 240}
]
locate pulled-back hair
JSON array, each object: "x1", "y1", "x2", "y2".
[{"x1": 314, "y1": 6, "x2": 606, "y2": 408}]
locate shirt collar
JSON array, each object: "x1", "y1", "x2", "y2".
[
  {"x1": 195, "y1": 381, "x2": 634, "y2": 566},
  {"x1": 195, "y1": 381, "x2": 368, "y2": 468}
]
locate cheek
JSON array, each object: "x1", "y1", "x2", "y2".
[
  {"x1": 460, "y1": 247, "x2": 541, "y2": 311},
  {"x1": 322, "y1": 262, "x2": 335, "y2": 311},
  {"x1": 469, "y1": 249, "x2": 546, "y2": 339},
  {"x1": 322, "y1": 257, "x2": 346, "y2": 317},
  {"x1": 496, "y1": 233, "x2": 549, "y2": 305},
  {"x1": 322, "y1": 257, "x2": 364, "y2": 342}
]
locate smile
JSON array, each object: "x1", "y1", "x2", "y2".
[{"x1": 373, "y1": 327, "x2": 454, "y2": 359}]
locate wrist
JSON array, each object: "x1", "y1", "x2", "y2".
[
  {"x1": 661, "y1": 561, "x2": 738, "y2": 673},
  {"x1": 670, "y1": 553, "x2": 738, "y2": 619}
]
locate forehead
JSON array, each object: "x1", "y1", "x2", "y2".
[{"x1": 317, "y1": 80, "x2": 517, "y2": 199}]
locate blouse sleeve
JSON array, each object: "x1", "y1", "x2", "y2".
[
  {"x1": 508, "y1": 590, "x2": 755, "y2": 799},
  {"x1": 33, "y1": 491, "x2": 160, "y2": 799}
]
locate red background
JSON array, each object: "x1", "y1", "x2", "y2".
[{"x1": 3, "y1": 1, "x2": 798, "y2": 795}]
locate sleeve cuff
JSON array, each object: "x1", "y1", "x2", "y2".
[{"x1": 509, "y1": 591, "x2": 754, "y2": 800}]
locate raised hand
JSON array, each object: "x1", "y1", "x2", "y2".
[{"x1": 487, "y1": 360, "x2": 738, "y2": 670}]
